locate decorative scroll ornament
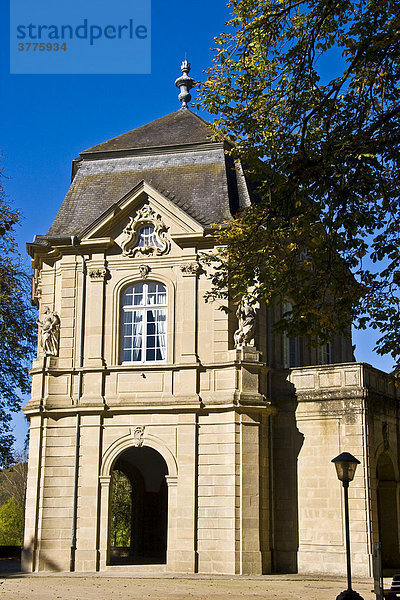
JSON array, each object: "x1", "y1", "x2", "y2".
[
  {"x1": 37, "y1": 307, "x2": 60, "y2": 356},
  {"x1": 131, "y1": 426, "x2": 145, "y2": 447},
  {"x1": 121, "y1": 204, "x2": 170, "y2": 258},
  {"x1": 180, "y1": 262, "x2": 202, "y2": 276},
  {"x1": 89, "y1": 268, "x2": 109, "y2": 281},
  {"x1": 139, "y1": 265, "x2": 151, "y2": 279},
  {"x1": 234, "y1": 297, "x2": 257, "y2": 349},
  {"x1": 32, "y1": 269, "x2": 42, "y2": 306}
]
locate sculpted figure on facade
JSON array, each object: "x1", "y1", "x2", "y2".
[
  {"x1": 234, "y1": 297, "x2": 256, "y2": 348},
  {"x1": 37, "y1": 307, "x2": 60, "y2": 356}
]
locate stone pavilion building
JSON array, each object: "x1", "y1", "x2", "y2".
[{"x1": 22, "y1": 63, "x2": 400, "y2": 577}]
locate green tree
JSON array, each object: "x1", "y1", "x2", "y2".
[
  {"x1": 0, "y1": 452, "x2": 28, "y2": 507},
  {"x1": 110, "y1": 470, "x2": 132, "y2": 547},
  {"x1": 200, "y1": 0, "x2": 400, "y2": 367},
  {"x1": 0, "y1": 497, "x2": 25, "y2": 545},
  {"x1": 0, "y1": 175, "x2": 36, "y2": 467}
]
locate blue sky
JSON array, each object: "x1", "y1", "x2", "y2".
[{"x1": 0, "y1": 0, "x2": 393, "y2": 450}]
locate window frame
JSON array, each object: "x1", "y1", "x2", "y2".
[
  {"x1": 283, "y1": 333, "x2": 301, "y2": 368},
  {"x1": 319, "y1": 342, "x2": 332, "y2": 365},
  {"x1": 282, "y1": 301, "x2": 301, "y2": 368},
  {"x1": 120, "y1": 281, "x2": 168, "y2": 365}
]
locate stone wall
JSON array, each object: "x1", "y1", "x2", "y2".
[{"x1": 271, "y1": 363, "x2": 400, "y2": 577}]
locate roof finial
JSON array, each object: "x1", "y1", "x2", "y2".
[{"x1": 175, "y1": 59, "x2": 195, "y2": 109}]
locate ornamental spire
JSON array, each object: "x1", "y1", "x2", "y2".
[{"x1": 175, "y1": 59, "x2": 195, "y2": 109}]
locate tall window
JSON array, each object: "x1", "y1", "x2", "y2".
[
  {"x1": 319, "y1": 342, "x2": 332, "y2": 365},
  {"x1": 284, "y1": 334, "x2": 301, "y2": 368},
  {"x1": 121, "y1": 282, "x2": 167, "y2": 363},
  {"x1": 282, "y1": 301, "x2": 301, "y2": 368}
]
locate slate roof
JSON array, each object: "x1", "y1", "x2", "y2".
[
  {"x1": 44, "y1": 108, "x2": 251, "y2": 238},
  {"x1": 82, "y1": 109, "x2": 216, "y2": 154}
]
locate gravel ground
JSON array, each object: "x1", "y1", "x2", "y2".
[{"x1": 0, "y1": 565, "x2": 377, "y2": 600}]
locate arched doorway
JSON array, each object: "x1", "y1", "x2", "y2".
[
  {"x1": 108, "y1": 445, "x2": 168, "y2": 565},
  {"x1": 376, "y1": 453, "x2": 400, "y2": 569}
]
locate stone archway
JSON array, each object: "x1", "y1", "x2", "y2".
[
  {"x1": 376, "y1": 452, "x2": 400, "y2": 569},
  {"x1": 108, "y1": 446, "x2": 168, "y2": 565},
  {"x1": 98, "y1": 430, "x2": 178, "y2": 570}
]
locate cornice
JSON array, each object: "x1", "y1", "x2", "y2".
[{"x1": 79, "y1": 140, "x2": 230, "y2": 161}]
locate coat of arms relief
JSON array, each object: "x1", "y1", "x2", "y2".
[{"x1": 121, "y1": 204, "x2": 171, "y2": 257}]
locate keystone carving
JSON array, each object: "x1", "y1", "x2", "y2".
[
  {"x1": 131, "y1": 426, "x2": 145, "y2": 447},
  {"x1": 139, "y1": 265, "x2": 151, "y2": 279}
]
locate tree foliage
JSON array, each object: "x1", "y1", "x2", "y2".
[
  {"x1": 199, "y1": 0, "x2": 400, "y2": 367},
  {"x1": 0, "y1": 497, "x2": 25, "y2": 545},
  {"x1": 0, "y1": 453, "x2": 28, "y2": 507},
  {"x1": 110, "y1": 470, "x2": 132, "y2": 547},
  {"x1": 0, "y1": 174, "x2": 36, "y2": 467}
]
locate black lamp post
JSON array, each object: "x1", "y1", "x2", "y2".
[{"x1": 332, "y1": 452, "x2": 365, "y2": 600}]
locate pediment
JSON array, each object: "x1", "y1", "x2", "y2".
[{"x1": 79, "y1": 181, "x2": 205, "y2": 252}]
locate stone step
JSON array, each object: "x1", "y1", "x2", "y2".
[{"x1": 103, "y1": 564, "x2": 167, "y2": 574}]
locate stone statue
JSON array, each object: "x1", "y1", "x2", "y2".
[
  {"x1": 234, "y1": 298, "x2": 256, "y2": 348},
  {"x1": 38, "y1": 307, "x2": 60, "y2": 356}
]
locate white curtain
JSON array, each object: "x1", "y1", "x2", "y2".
[
  {"x1": 157, "y1": 310, "x2": 167, "y2": 360},
  {"x1": 132, "y1": 311, "x2": 143, "y2": 361}
]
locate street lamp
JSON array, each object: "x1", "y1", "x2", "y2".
[{"x1": 332, "y1": 452, "x2": 364, "y2": 600}]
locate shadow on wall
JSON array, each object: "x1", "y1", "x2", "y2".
[
  {"x1": 376, "y1": 453, "x2": 400, "y2": 571},
  {"x1": 18, "y1": 538, "x2": 64, "y2": 574},
  {"x1": 271, "y1": 373, "x2": 304, "y2": 574}
]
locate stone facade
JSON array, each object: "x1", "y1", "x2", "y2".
[
  {"x1": 22, "y1": 108, "x2": 400, "y2": 576},
  {"x1": 271, "y1": 363, "x2": 400, "y2": 576}
]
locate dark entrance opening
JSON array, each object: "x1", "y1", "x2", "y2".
[
  {"x1": 376, "y1": 452, "x2": 400, "y2": 570},
  {"x1": 108, "y1": 445, "x2": 168, "y2": 565}
]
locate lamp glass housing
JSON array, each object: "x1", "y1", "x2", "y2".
[{"x1": 332, "y1": 452, "x2": 360, "y2": 483}]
